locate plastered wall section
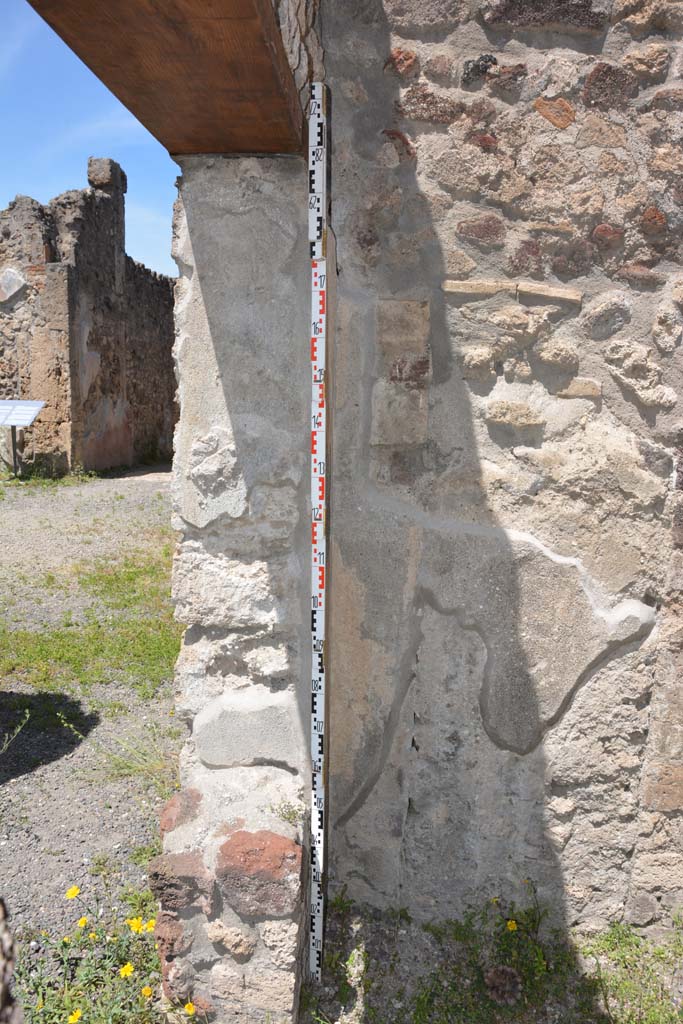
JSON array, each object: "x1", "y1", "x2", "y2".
[
  {"x1": 325, "y1": 0, "x2": 683, "y2": 935},
  {"x1": 151, "y1": 156, "x2": 310, "y2": 1023}
]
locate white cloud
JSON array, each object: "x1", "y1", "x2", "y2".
[{"x1": 39, "y1": 108, "x2": 151, "y2": 159}]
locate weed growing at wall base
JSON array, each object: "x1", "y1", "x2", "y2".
[
  {"x1": 15, "y1": 884, "x2": 204, "y2": 1024},
  {"x1": 301, "y1": 885, "x2": 683, "y2": 1024}
]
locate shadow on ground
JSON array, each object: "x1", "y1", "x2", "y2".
[{"x1": 0, "y1": 690, "x2": 98, "y2": 784}]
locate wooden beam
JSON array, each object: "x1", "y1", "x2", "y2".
[{"x1": 27, "y1": 0, "x2": 304, "y2": 155}]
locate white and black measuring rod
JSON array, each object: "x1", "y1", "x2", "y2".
[{"x1": 308, "y1": 81, "x2": 329, "y2": 983}]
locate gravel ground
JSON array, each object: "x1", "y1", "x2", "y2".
[{"x1": 0, "y1": 468, "x2": 180, "y2": 941}]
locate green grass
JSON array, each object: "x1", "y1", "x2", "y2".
[
  {"x1": 0, "y1": 539, "x2": 181, "y2": 700},
  {"x1": 0, "y1": 466, "x2": 98, "y2": 490},
  {"x1": 129, "y1": 839, "x2": 163, "y2": 868},
  {"x1": 14, "y1": 883, "x2": 201, "y2": 1024},
  {"x1": 302, "y1": 887, "x2": 683, "y2": 1024}
]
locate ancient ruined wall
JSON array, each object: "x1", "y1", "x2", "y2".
[
  {"x1": 325, "y1": 0, "x2": 683, "y2": 935},
  {"x1": 0, "y1": 197, "x2": 71, "y2": 472},
  {"x1": 124, "y1": 256, "x2": 176, "y2": 463},
  {"x1": 154, "y1": 156, "x2": 310, "y2": 1022},
  {"x1": 0, "y1": 158, "x2": 175, "y2": 473}
]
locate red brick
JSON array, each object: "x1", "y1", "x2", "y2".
[
  {"x1": 591, "y1": 223, "x2": 625, "y2": 248},
  {"x1": 215, "y1": 830, "x2": 302, "y2": 918},
  {"x1": 456, "y1": 214, "x2": 506, "y2": 248},
  {"x1": 467, "y1": 131, "x2": 498, "y2": 151},
  {"x1": 160, "y1": 787, "x2": 202, "y2": 834},
  {"x1": 384, "y1": 48, "x2": 419, "y2": 78},
  {"x1": 534, "y1": 96, "x2": 576, "y2": 129},
  {"x1": 640, "y1": 205, "x2": 668, "y2": 236}
]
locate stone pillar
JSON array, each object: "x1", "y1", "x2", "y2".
[{"x1": 151, "y1": 156, "x2": 309, "y2": 1022}]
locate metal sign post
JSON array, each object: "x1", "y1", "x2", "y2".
[{"x1": 308, "y1": 81, "x2": 329, "y2": 983}]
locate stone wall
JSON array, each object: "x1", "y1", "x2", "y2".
[
  {"x1": 0, "y1": 158, "x2": 175, "y2": 474},
  {"x1": 159, "y1": 1, "x2": 683, "y2": 1019},
  {"x1": 325, "y1": 0, "x2": 683, "y2": 936},
  {"x1": 153, "y1": 156, "x2": 310, "y2": 1022}
]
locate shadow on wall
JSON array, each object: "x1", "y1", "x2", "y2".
[
  {"x1": 0, "y1": 690, "x2": 98, "y2": 785},
  {"x1": 323, "y1": 0, "x2": 658, "y2": 954}
]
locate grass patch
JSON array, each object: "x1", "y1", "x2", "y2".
[
  {"x1": 0, "y1": 466, "x2": 99, "y2": 490},
  {"x1": 97, "y1": 727, "x2": 179, "y2": 799},
  {"x1": 14, "y1": 882, "x2": 201, "y2": 1023},
  {"x1": 0, "y1": 541, "x2": 181, "y2": 700},
  {"x1": 302, "y1": 886, "x2": 683, "y2": 1024},
  {"x1": 130, "y1": 839, "x2": 163, "y2": 868}
]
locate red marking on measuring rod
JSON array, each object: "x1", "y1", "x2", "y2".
[{"x1": 308, "y1": 81, "x2": 328, "y2": 983}]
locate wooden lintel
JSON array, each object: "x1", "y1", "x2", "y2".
[{"x1": 27, "y1": 0, "x2": 304, "y2": 156}]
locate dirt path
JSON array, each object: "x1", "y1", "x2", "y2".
[{"x1": 0, "y1": 468, "x2": 181, "y2": 941}]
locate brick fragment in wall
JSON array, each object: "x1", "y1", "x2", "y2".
[
  {"x1": 533, "y1": 97, "x2": 576, "y2": 129},
  {"x1": 480, "y1": 0, "x2": 610, "y2": 32},
  {"x1": 215, "y1": 830, "x2": 302, "y2": 918},
  {"x1": 148, "y1": 851, "x2": 215, "y2": 915},
  {"x1": 160, "y1": 788, "x2": 202, "y2": 834},
  {"x1": 384, "y1": 48, "x2": 419, "y2": 78}
]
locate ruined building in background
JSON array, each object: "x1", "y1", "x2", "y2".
[{"x1": 0, "y1": 158, "x2": 175, "y2": 474}]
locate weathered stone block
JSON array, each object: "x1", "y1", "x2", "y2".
[
  {"x1": 370, "y1": 380, "x2": 428, "y2": 447},
  {"x1": 205, "y1": 921, "x2": 257, "y2": 961},
  {"x1": 215, "y1": 830, "x2": 302, "y2": 918},
  {"x1": 642, "y1": 765, "x2": 683, "y2": 812},
  {"x1": 87, "y1": 156, "x2": 127, "y2": 193},
  {"x1": 398, "y1": 84, "x2": 463, "y2": 123},
  {"x1": 193, "y1": 687, "x2": 305, "y2": 772},
  {"x1": 456, "y1": 214, "x2": 506, "y2": 248},
  {"x1": 557, "y1": 377, "x2": 602, "y2": 398},
  {"x1": 149, "y1": 851, "x2": 215, "y2": 914},
  {"x1": 377, "y1": 300, "x2": 430, "y2": 363},
  {"x1": 581, "y1": 293, "x2": 632, "y2": 339},
  {"x1": 583, "y1": 62, "x2": 639, "y2": 109},
  {"x1": 173, "y1": 545, "x2": 279, "y2": 629}
]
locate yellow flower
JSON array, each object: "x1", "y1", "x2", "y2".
[
  {"x1": 141, "y1": 985, "x2": 153, "y2": 999},
  {"x1": 119, "y1": 962, "x2": 135, "y2": 978},
  {"x1": 62, "y1": 937, "x2": 70, "y2": 944},
  {"x1": 184, "y1": 1004, "x2": 196, "y2": 1017},
  {"x1": 65, "y1": 886, "x2": 81, "y2": 900},
  {"x1": 88, "y1": 933, "x2": 97, "y2": 941},
  {"x1": 68, "y1": 1011, "x2": 82, "y2": 1023},
  {"x1": 36, "y1": 999, "x2": 44, "y2": 1011},
  {"x1": 126, "y1": 917, "x2": 144, "y2": 934},
  {"x1": 145, "y1": 918, "x2": 156, "y2": 932},
  {"x1": 77, "y1": 917, "x2": 88, "y2": 928},
  {"x1": 507, "y1": 919, "x2": 518, "y2": 932}
]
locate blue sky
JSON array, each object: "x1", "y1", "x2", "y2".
[{"x1": 0, "y1": 0, "x2": 178, "y2": 276}]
